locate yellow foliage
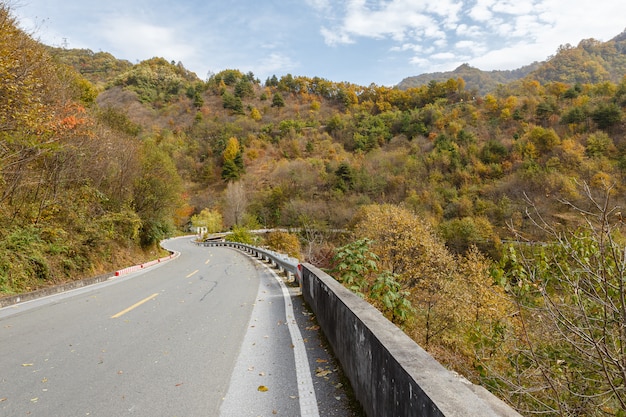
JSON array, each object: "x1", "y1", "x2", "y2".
[
  {"x1": 222, "y1": 137, "x2": 240, "y2": 161},
  {"x1": 191, "y1": 208, "x2": 223, "y2": 233},
  {"x1": 484, "y1": 94, "x2": 499, "y2": 113},
  {"x1": 351, "y1": 204, "x2": 514, "y2": 369},
  {"x1": 591, "y1": 171, "x2": 613, "y2": 190},
  {"x1": 0, "y1": 6, "x2": 62, "y2": 134},
  {"x1": 559, "y1": 138, "x2": 585, "y2": 167},
  {"x1": 264, "y1": 231, "x2": 301, "y2": 259},
  {"x1": 352, "y1": 204, "x2": 453, "y2": 287},
  {"x1": 250, "y1": 107, "x2": 262, "y2": 121}
]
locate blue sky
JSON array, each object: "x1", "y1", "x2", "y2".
[{"x1": 12, "y1": 0, "x2": 626, "y2": 86}]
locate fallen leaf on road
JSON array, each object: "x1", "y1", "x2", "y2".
[
  {"x1": 41, "y1": 378, "x2": 48, "y2": 383},
  {"x1": 258, "y1": 385, "x2": 269, "y2": 392},
  {"x1": 0, "y1": 398, "x2": 6, "y2": 402},
  {"x1": 316, "y1": 359, "x2": 327, "y2": 363},
  {"x1": 30, "y1": 398, "x2": 38, "y2": 403},
  {"x1": 315, "y1": 368, "x2": 332, "y2": 377},
  {"x1": 175, "y1": 383, "x2": 183, "y2": 387},
  {"x1": 306, "y1": 325, "x2": 320, "y2": 331},
  {"x1": 22, "y1": 363, "x2": 33, "y2": 367}
]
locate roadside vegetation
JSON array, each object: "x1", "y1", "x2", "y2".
[{"x1": 3, "y1": 2, "x2": 626, "y2": 413}]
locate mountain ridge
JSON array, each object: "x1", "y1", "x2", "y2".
[{"x1": 398, "y1": 29, "x2": 626, "y2": 94}]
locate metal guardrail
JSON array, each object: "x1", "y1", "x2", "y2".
[{"x1": 197, "y1": 240, "x2": 302, "y2": 284}]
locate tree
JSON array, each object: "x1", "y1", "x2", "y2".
[
  {"x1": 438, "y1": 216, "x2": 500, "y2": 256},
  {"x1": 250, "y1": 107, "x2": 262, "y2": 121},
  {"x1": 350, "y1": 204, "x2": 513, "y2": 364},
  {"x1": 591, "y1": 102, "x2": 622, "y2": 130},
  {"x1": 190, "y1": 208, "x2": 223, "y2": 234},
  {"x1": 226, "y1": 225, "x2": 254, "y2": 244},
  {"x1": 271, "y1": 92, "x2": 285, "y2": 107},
  {"x1": 495, "y1": 183, "x2": 626, "y2": 415},
  {"x1": 351, "y1": 204, "x2": 461, "y2": 344},
  {"x1": 234, "y1": 78, "x2": 254, "y2": 99},
  {"x1": 264, "y1": 231, "x2": 301, "y2": 258},
  {"x1": 132, "y1": 139, "x2": 183, "y2": 246},
  {"x1": 527, "y1": 126, "x2": 560, "y2": 153},
  {"x1": 222, "y1": 137, "x2": 240, "y2": 161},
  {"x1": 334, "y1": 162, "x2": 354, "y2": 192},
  {"x1": 221, "y1": 137, "x2": 243, "y2": 181},
  {"x1": 221, "y1": 159, "x2": 240, "y2": 181},
  {"x1": 222, "y1": 91, "x2": 243, "y2": 114},
  {"x1": 223, "y1": 181, "x2": 248, "y2": 227},
  {"x1": 585, "y1": 131, "x2": 615, "y2": 158}
]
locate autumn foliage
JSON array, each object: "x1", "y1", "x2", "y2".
[{"x1": 4, "y1": 2, "x2": 626, "y2": 413}]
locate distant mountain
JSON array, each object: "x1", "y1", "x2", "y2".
[
  {"x1": 397, "y1": 29, "x2": 626, "y2": 95},
  {"x1": 397, "y1": 62, "x2": 540, "y2": 95},
  {"x1": 529, "y1": 30, "x2": 626, "y2": 85}
]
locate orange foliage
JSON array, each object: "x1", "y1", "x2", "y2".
[{"x1": 53, "y1": 102, "x2": 88, "y2": 132}]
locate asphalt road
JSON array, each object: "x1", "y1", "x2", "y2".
[{"x1": 0, "y1": 237, "x2": 361, "y2": 417}]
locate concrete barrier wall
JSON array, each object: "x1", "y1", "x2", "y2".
[
  {"x1": 300, "y1": 263, "x2": 522, "y2": 417},
  {"x1": 1, "y1": 248, "x2": 178, "y2": 308},
  {"x1": 0, "y1": 272, "x2": 114, "y2": 308}
]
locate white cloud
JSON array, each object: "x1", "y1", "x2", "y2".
[
  {"x1": 409, "y1": 56, "x2": 430, "y2": 66},
  {"x1": 320, "y1": 26, "x2": 354, "y2": 46},
  {"x1": 320, "y1": 0, "x2": 456, "y2": 46},
  {"x1": 255, "y1": 52, "x2": 299, "y2": 76},
  {"x1": 319, "y1": 0, "x2": 626, "y2": 78},
  {"x1": 455, "y1": 40, "x2": 480, "y2": 50},
  {"x1": 431, "y1": 52, "x2": 456, "y2": 60},
  {"x1": 455, "y1": 23, "x2": 484, "y2": 38},
  {"x1": 469, "y1": 40, "x2": 548, "y2": 69},
  {"x1": 99, "y1": 17, "x2": 195, "y2": 63},
  {"x1": 468, "y1": 0, "x2": 495, "y2": 22},
  {"x1": 305, "y1": 0, "x2": 332, "y2": 13},
  {"x1": 491, "y1": 0, "x2": 536, "y2": 15}
]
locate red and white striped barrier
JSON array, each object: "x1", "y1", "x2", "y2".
[{"x1": 114, "y1": 253, "x2": 176, "y2": 277}]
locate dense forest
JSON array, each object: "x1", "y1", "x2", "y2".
[{"x1": 3, "y1": 3, "x2": 626, "y2": 415}]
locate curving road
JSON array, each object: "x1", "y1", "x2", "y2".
[{"x1": 0, "y1": 237, "x2": 359, "y2": 416}]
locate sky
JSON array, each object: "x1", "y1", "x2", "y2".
[{"x1": 10, "y1": 0, "x2": 626, "y2": 87}]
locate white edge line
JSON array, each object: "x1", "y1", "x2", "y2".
[{"x1": 265, "y1": 267, "x2": 321, "y2": 417}]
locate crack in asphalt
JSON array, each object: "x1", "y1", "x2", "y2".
[{"x1": 199, "y1": 280, "x2": 218, "y2": 302}]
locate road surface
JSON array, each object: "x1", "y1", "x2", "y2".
[{"x1": 0, "y1": 236, "x2": 360, "y2": 416}]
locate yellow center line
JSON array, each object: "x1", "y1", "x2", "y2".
[
  {"x1": 111, "y1": 293, "x2": 159, "y2": 319},
  {"x1": 186, "y1": 270, "x2": 199, "y2": 278}
]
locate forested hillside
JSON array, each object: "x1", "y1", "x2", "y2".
[
  {"x1": 0, "y1": 5, "x2": 181, "y2": 294},
  {"x1": 4, "y1": 2, "x2": 626, "y2": 414}
]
